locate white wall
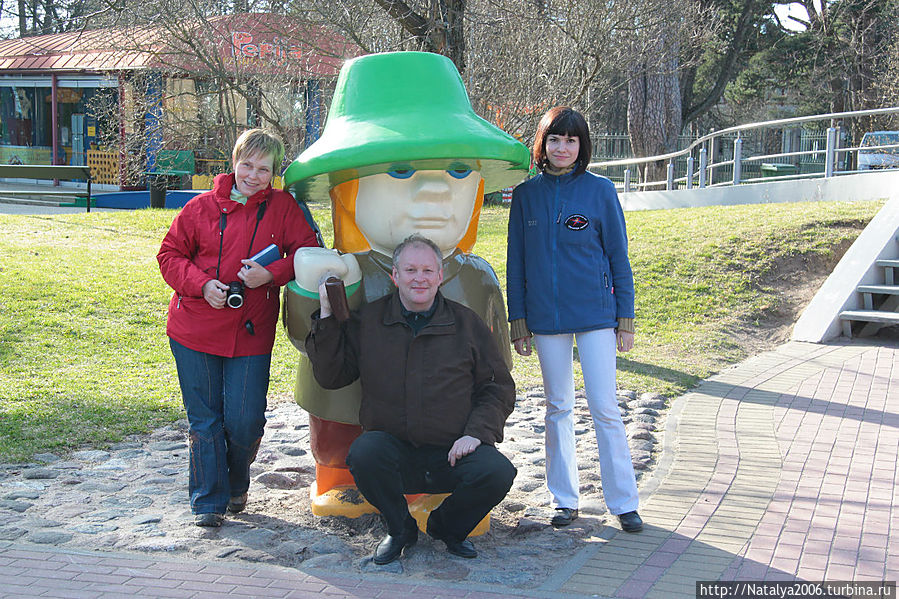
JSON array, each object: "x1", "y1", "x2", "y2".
[{"x1": 618, "y1": 170, "x2": 899, "y2": 212}]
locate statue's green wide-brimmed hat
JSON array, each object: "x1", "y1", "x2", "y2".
[{"x1": 283, "y1": 51, "x2": 530, "y2": 201}]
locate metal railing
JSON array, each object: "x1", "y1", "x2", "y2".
[{"x1": 589, "y1": 107, "x2": 899, "y2": 192}]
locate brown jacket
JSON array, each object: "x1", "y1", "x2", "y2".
[{"x1": 305, "y1": 291, "x2": 515, "y2": 448}]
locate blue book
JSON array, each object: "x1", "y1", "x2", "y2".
[{"x1": 246, "y1": 243, "x2": 280, "y2": 268}]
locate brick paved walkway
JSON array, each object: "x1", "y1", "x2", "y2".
[
  {"x1": 557, "y1": 341, "x2": 898, "y2": 598},
  {"x1": 2, "y1": 340, "x2": 896, "y2": 598}
]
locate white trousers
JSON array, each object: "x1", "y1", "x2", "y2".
[{"x1": 535, "y1": 328, "x2": 639, "y2": 515}]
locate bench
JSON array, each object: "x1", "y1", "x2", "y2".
[
  {"x1": 145, "y1": 150, "x2": 196, "y2": 191},
  {"x1": 0, "y1": 164, "x2": 93, "y2": 212}
]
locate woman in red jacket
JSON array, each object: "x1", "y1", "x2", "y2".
[{"x1": 158, "y1": 129, "x2": 319, "y2": 527}]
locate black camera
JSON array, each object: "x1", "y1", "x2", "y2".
[
  {"x1": 226, "y1": 281, "x2": 244, "y2": 309},
  {"x1": 223, "y1": 244, "x2": 280, "y2": 310}
]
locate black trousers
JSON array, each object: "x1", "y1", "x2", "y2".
[{"x1": 346, "y1": 431, "x2": 517, "y2": 541}]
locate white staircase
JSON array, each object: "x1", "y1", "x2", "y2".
[
  {"x1": 839, "y1": 251, "x2": 899, "y2": 337},
  {"x1": 792, "y1": 196, "x2": 899, "y2": 343}
]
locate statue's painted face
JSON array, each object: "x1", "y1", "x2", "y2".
[{"x1": 353, "y1": 167, "x2": 481, "y2": 257}]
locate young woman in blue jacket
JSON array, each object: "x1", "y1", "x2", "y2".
[{"x1": 506, "y1": 106, "x2": 642, "y2": 532}]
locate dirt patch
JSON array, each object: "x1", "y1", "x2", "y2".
[{"x1": 727, "y1": 237, "x2": 856, "y2": 356}]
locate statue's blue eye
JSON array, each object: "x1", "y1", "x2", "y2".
[
  {"x1": 388, "y1": 168, "x2": 415, "y2": 179},
  {"x1": 447, "y1": 168, "x2": 472, "y2": 179}
]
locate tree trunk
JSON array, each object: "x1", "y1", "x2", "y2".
[
  {"x1": 18, "y1": 0, "x2": 27, "y2": 36},
  {"x1": 829, "y1": 78, "x2": 845, "y2": 114},
  {"x1": 372, "y1": 0, "x2": 466, "y2": 74},
  {"x1": 627, "y1": 35, "x2": 682, "y2": 189},
  {"x1": 441, "y1": 0, "x2": 465, "y2": 75}
]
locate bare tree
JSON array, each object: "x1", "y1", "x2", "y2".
[
  {"x1": 298, "y1": 0, "x2": 700, "y2": 150},
  {"x1": 874, "y1": 27, "x2": 899, "y2": 111},
  {"x1": 8, "y1": 0, "x2": 121, "y2": 36},
  {"x1": 803, "y1": 0, "x2": 899, "y2": 118},
  {"x1": 80, "y1": 0, "x2": 350, "y2": 184},
  {"x1": 369, "y1": 0, "x2": 466, "y2": 72},
  {"x1": 680, "y1": 0, "x2": 767, "y2": 126}
]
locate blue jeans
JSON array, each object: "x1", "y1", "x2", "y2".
[{"x1": 170, "y1": 339, "x2": 270, "y2": 515}]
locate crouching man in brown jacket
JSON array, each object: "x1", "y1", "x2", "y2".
[{"x1": 305, "y1": 234, "x2": 517, "y2": 565}]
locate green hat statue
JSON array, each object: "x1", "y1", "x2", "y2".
[{"x1": 283, "y1": 51, "x2": 531, "y2": 201}]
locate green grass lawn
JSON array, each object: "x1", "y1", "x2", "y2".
[{"x1": 0, "y1": 199, "x2": 884, "y2": 462}]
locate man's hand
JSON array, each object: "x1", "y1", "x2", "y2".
[
  {"x1": 317, "y1": 280, "x2": 333, "y2": 318},
  {"x1": 238, "y1": 260, "x2": 274, "y2": 289},
  {"x1": 448, "y1": 435, "x2": 481, "y2": 467},
  {"x1": 202, "y1": 279, "x2": 228, "y2": 309},
  {"x1": 617, "y1": 330, "x2": 634, "y2": 353},
  {"x1": 513, "y1": 336, "x2": 532, "y2": 356}
]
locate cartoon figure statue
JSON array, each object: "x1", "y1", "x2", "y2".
[{"x1": 282, "y1": 51, "x2": 530, "y2": 521}]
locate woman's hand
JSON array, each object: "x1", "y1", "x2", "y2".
[
  {"x1": 617, "y1": 330, "x2": 634, "y2": 353},
  {"x1": 513, "y1": 336, "x2": 532, "y2": 356},
  {"x1": 238, "y1": 260, "x2": 274, "y2": 289},
  {"x1": 202, "y1": 279, "x2": 228, "y2": 309}
]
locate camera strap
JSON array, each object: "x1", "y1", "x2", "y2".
[{"x1": 215, "y1": 201, "x2": 267, "y2": 281}]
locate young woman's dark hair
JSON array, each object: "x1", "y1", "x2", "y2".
[{"x1": 532, "y1": 106, "x2": 593, "y2": 175}]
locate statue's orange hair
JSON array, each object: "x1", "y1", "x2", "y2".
[{"x1": 329, "y1": 176, "x2": 485, "y2": 254}]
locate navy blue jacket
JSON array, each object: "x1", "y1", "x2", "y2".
[{"x1": 506, "y1": 170, "x2": 634, "y2": 334}]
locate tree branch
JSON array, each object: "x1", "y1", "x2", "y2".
[
  {"x1": 682, "y1": 0, "x2": 762, "y2": 125},
  {"x1": 371, "y1": 0, "x2": 432, "y2": 41}
]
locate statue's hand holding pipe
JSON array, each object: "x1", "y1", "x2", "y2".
[{"x1": 294, "y1": 247, "x2": 361, "y2": 321}]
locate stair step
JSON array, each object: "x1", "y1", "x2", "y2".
[
  {"x1": 839, "y1": 310, "x2": 899, "y2": 325},
  {"x1": 857, "y1": 284, "x2": 899, "y2": 295}
]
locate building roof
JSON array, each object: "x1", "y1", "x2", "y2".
[
  {"x1": 0, "y1": 27, "x2": 156, "y2": 72},
  {"x1": 0, "y1": 13, "x2": 353, "y2": 76}
]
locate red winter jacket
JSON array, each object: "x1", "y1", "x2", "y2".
[{"x1": 158, "y1": 173, "x2": 319, "y2": 357}]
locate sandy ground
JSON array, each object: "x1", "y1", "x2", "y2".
[{"x1": 0, "y1": 388, "x2": 665, "y2": 589}]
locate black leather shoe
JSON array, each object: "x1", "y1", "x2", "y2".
[
  {"x1": 443, "y1": 538, "x2": 478, "y2": 559},
  {"x1": 618, "y1": 510, "x2": 643, "y2": 532},
  {"x1": 194, "y1": 513, "x2": 224, "y2": 527},
  {"x1": 426, "y1": 517, "x2": 478, "y2": 558},
  {"x1": 373, "y1": 527, "x2": 418, "y2": 565},
  {"x1": 227, "y1": 493, "x2": 247, "y2": 514},
  {"x1": 551, "y1": 507, "x2": 578, "y2": 527}
]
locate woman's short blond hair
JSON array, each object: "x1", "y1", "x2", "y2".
[{"x1": 232, "y1": 129, "x2": 285, "y2": 172}]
